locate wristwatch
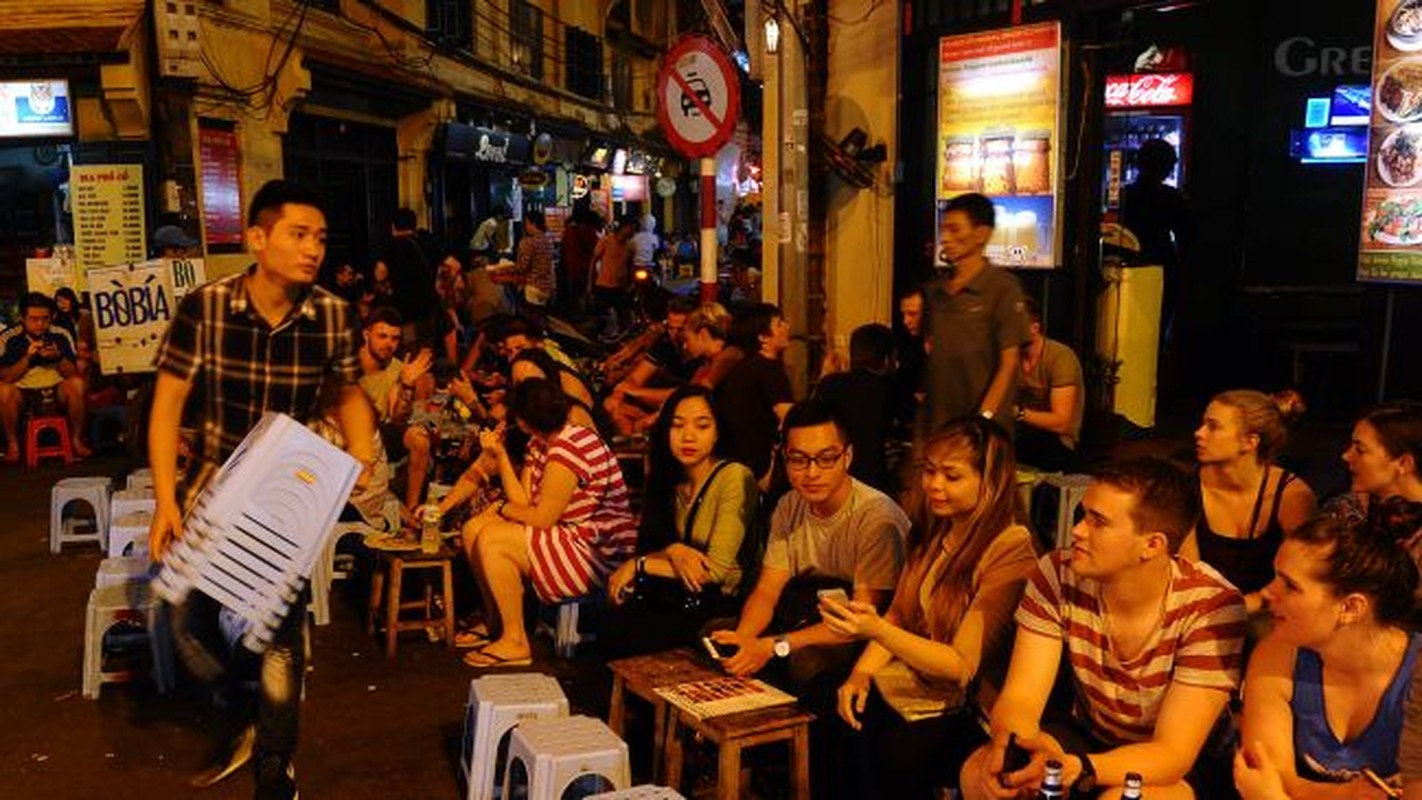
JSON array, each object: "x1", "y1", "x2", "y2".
[
  {"x1": 1071, "y1": 751, "x2": 1097, "y2": 794},
  {"x1": 772, "y1": 636, "x2": 792, "y2": 658}
]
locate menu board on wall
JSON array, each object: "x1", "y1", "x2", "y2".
[
  {"x1": 199, "y1": 119, "x2": 243, "y2": 247},
  {"x1": 936, "y1": 22, "x2": 1063, "y2": 269},
  {"x1": 72, "y1": 164, "x2": 147, "y2": 276},
  {"x1": 1359, "y1": 0, "x2": 1422, "y2": 283}
]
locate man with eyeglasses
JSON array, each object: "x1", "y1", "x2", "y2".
[{"x1": 710, "y1": 400, "x2": 908, "y2": 694}]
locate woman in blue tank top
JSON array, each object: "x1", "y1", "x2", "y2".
[{"x1": 1238, "y1": 513, "x2": 1420, "y2": 799}]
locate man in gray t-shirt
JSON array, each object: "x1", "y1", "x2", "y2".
[{"x1": 710, "y1": 401, "x2": 909, "y2": 691}]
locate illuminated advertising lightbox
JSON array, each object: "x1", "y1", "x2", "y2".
[
  {"x1": 936, "y1": 22, "x2": 1064, "y2": 269},
  {"x1": 1358, "y1": 0, "x2": 1422, "y2": 283},
  {"x1": 0, "y1": 80, "x2": 73, "y2": 138}
]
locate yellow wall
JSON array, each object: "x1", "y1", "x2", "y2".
[{"x1": 824, "y1": 0, "x2": 899, "y2": 356}]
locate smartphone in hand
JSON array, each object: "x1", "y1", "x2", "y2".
[
  {"x1": 816, "y1": 587, "x2": 850, "y2": 605},
  {"x1": 1000, "y1": 732, "x2": 1031, "y2": 786}
]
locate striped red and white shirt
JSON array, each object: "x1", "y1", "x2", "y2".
[
  {"x1": 525, "y1": 425, "x2": 638, "y2": 601},
  {"x1": 1015, "y1": 550, "x2": 1246, "y2": 745}
]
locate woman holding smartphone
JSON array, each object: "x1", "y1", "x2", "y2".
[
  {"x1": 820, "y1": 417, "x2": 1038, "y2": 799},
  {"x1": 602, "y1": 385, "x2": 758, "y2": 656}
]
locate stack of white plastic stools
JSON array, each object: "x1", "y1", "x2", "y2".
[
  {"x1": 502, "y1": 715, "x2": 630, "y2": 800},
  {"x1": 107, "y1": 511, "x2": 153, "y2": 559},
  {"x1": 587, "y1": 787, "x2": 685, "y2": 799},
  {"x1": 95, "y1": 556, "x2": 152, "y2": 588},
  {"x1": 51, "y1": 476, "x2": 113, "y2": 554},
  {"x1": 462, "y1": 672, "x2": 570, "y2": 800},
  {"x1": 126, "y1": 468, "x2": 154, "y2": 492},
  {"x1": 82, "y1": 580, "x2": 174, "y2": 698},
  {"x1": 110, "y1": 487, "x2": 156, "y2": 520},
  {"x1": 1040, "y1": 473, "x2": 1093, "y2": 549}
]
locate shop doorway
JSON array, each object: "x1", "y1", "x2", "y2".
[{"x1": 283, "y1": 114, "x2": 397, "y2": 273}]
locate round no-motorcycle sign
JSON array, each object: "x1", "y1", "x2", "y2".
[{"x1": 656, "y1": 36, "x2": 741, "y2": 159}]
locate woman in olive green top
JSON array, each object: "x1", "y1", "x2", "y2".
[
  {"x1": 820, "y1": 417, "x2": 1038, "y2": 800},
  {"x1": 603, "y1": 385, "x2": 760, "y2": 656}
]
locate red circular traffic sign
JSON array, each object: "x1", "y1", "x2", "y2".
[{"x1": 656, "y1": 36, "x2": 741, "y2": 159}]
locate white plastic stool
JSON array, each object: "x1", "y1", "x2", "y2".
[
  {"x1": 126, "y1": 468, "x2": 153, "y2": 492},
  {"x1": 82, "y1": 582, "x2": 174, "y2": 698},
  {"x1": 1040, "y1": 473, "x2": 1093, "y2": 549},
  {"x1": 109, "y1": 488, "x2": 156, "y2": 521},
  {"x1": 311, "y1": 497, "x2": 400, "y2": 626},
  {"x1": 587, "y1": 787, "x2": 685, "y2": 799},
  {"x1": 538, "y1": 598, "x2": 595, "y2": 659},
  {"x1": 107, "y1": 511, "x2": 152, "y2": 558},
  {"x1": 51, "y1": 476, "x2": 113, "y2": 554},
  {"x1": 502, "y1": 715, "x2": 630, "y2": 800},
  {"x1": 462, "y1": 672, "x2": 570, "y2": 800},
  {"x1": 95, "y1": 556, "x2": 151, "y2": 588}
]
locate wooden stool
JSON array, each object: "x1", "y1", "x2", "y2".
[
  {"x1": 607, "y1": 648, "x2": 723, "y2": 783},
  {"x1": 367, "y1": 546, "x2": 457, "y2": 658},
  {"x1": 664, "y1": 703, "x2": 814, "y2": 800}
]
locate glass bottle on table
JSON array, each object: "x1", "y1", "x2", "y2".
[
  {"x1": 1038, "y1": 760, "x2": 1065, "y2": 799},
  {"x1": 420, "y1": 503, "x2": 442, "y2": 555}
]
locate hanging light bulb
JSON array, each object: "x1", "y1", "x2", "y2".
[{"x1": 764, "y1": 17, "x2": 780, "y2": 55}]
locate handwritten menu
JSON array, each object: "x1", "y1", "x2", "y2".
[
  {"x1": 936, "y1": 22, "x2": 1063, "y2": 269},
  {"x1": 1358, "y1": 0, "x2": 1422, "y2": 283},
  {"x1": 72, "y1": 164, "x2": 146, "y2": 274},
  {"x1": 199, "y1": 120, "x2": 243, "y2": 247}
]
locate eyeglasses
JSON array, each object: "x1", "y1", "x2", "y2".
[{"x1": 784, "y1": 449, "x2": 846, "y2": 471}]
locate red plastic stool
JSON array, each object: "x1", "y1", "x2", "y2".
[{"x1": 26, "y1": 416, "x2": 74, "y2": 469}]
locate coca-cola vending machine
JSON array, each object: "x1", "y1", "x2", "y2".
[{"x1": 1101, "y1": 72, "x2": 1194, "y2": 212}]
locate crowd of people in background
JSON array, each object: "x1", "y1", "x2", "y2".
[{"x1": 7, "y1": 181, "x2": 1422, "y2": 800}]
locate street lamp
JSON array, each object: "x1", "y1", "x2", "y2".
[{"x1": 764, "y1": 17, "x2": 780, "y2": 54}]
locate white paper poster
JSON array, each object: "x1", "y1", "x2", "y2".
[
  {"x1": 25, "y1": 254, "x2": 78, "y2": 296},
  {"x1": 164, "y1": 257, "x2": 207, "y2": 299},
  {"x1": 86, "y1": 260, "x2": 177, "y2": 374}
]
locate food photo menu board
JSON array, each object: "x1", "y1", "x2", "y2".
[
  {"x1": 1360, "y1": 0, "x2": 1422, "y2": 282},
  {"x1": 936, "y1": 22, "x2": 1063, "y2": 269}
]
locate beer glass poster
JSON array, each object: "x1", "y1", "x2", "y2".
[
  {"x1": 936, "y1": 22, "x2": 1063, "y2": 269},
  {"x1": 1359, "y1": 0, "x2": 1422, "y2": 283}
]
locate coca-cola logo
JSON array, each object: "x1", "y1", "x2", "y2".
[{"x1": 1104, "y1": 73, "x2": 1194, "y2": 108}]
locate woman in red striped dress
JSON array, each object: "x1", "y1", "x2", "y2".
[{"x1": 459, "y1": 377, "x2": 637, "y2": 667}]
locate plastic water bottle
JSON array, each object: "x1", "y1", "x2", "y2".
[
  {"x1": 1038, "y1": 760, "x2": 1065, "y2": 799},
  {"x1": 1123, "y1": 772, "x2": 1144, "y2": 799},
  {"x1": 420, "y1": 503, "x2": 441, "y2": 555}
]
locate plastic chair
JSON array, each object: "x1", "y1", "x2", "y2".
[
  {"x1": 51, "y1": 476, "x2": 113, "y2": 553},
  {"x1": 109, "y1": 488, "x2": 156, "y2": 521},
  {"x1": 81, "y1": 582, "x2": 175, "y2": 698},
  {"x1": 126, "y1": 468, "x2": 154, "y2": 492},
  {"x1": 461, "y1": 672, "x2": 570, "y2": 800},
  {"x1": 107, "y1": 511, "x2": 153, "y2": 559},
  {"x1": 26, "y1": 415, "x2": 73, "y2": 469},
  {"x1": 311, "y1": 497, "x2": 400, "y2": 626},
  {"x1": 502, "y1": 715, "x2": 630, "y2": 800},
  {"x1": 538, "y1": 597, "x2": 597, "y2": 659},
  {"x1": 95, "y1": 556, "x2": 151, "y2": 588}
]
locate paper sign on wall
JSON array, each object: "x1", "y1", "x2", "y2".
[
  {"x1": 72, "y1": 164, "x2": 147, "y2": 277},
  {"x1": 25, "y1": 254, "x2": 78, "y2": 296},
  {"x1": 86, "y1": 260, "x2": 177, "y2": 374},
  {"x1": 164, "y1": 258, "x2": 207, "y2": 299}
]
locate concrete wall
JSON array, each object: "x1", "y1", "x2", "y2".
[{"x1": 824, "y1": 0, "x2": 898, "y2": 358}]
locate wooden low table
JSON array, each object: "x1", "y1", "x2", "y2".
[
  {"x1": 366, "y1": 545, "x2": 457, "y2": 658},
  {"x1": 607, "y1": 648, "x2": 814, "y2": 799}
]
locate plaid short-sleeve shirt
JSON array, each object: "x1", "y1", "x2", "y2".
[{"x1": 155, "y1": 267, "x2": 360, "y2": 469}]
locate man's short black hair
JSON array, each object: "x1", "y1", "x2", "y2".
[
  {"x1": 667, "y1": 294, "x2": 700, "y2": 316},
  {"x1": 1093, "y1": 457, "x2": 1201, "y2": 553},
  {"x1": 493, "y1": 314, "x2": 544, "y2": 344},
  {"x1": 849, "y1": 323, "x2": 896, "y2": 371},
  {"x1": 730, "y1": 302, "x2": 783, "y2": 353},
  {"x1": 392, "y1": 208, "x2": 417, "y2": 231},
  {"x1": 1022, "y1": 294, "x2": 1042, "y2": 325},
  {"x1": 781, "y1": 400, "x2": 851, "y2": 448},
  {"x1": 367, "y1": 306, "x2": 403, "y2": 330},
  {"x1": 942, "y1": 192, "x2": 995, "y2": 230},
  {"x1": 247, "y1": 179, "x2": 327, "y2": 229},
  {"x1": 524, "y1": 209, "x2": 546, "y2": 231},
  {"x1": 19, "y1": 291, "x2": 54, "y2": 315}
]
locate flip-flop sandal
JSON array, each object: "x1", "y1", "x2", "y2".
[
  {"x1": 462, "y1": 648, "x2": 533, "y2": 668},
  {"x1": 453, "y1": 625, "x2": 493, "y2": 649}
]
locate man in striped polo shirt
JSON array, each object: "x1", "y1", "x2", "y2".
[{"x1": 961, "y1": 458, "x2": 1246, "y2": 800}]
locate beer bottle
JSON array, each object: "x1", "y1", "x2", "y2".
[
  {"x1": 1039, "y1": 759, "x2": 1065, "y2": 799},
  {"x1": 1122, "y1": 772, "x2": 1144, "y2": 798}
]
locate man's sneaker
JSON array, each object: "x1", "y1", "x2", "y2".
[
  {"x1": 255, "y1": 754, "x2": 298, "y2": 800},
  {"x1": 190, "y1": 724, "x2": 255, "y2": 788}
]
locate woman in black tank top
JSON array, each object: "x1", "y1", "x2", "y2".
[{"x1": 1180, "y1": 390, "x2": 1316, "y2": 614}]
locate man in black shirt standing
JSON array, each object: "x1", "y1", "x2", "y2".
[
  {"x1": 717, "y1": 302, "x2": 795, "y2": 486},
  {"x1": 815, "y1": 323, "x2": 896, "y2": 492},
  {"x1": 385, "y1": 207, "x2": 436, "y2": 345}
]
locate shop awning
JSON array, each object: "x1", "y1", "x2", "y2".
[{"x1": 0, "y1": 0, "x2": 145, "y2": 55}]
